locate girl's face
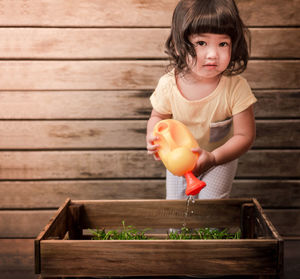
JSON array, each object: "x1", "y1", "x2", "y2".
[{"x1": 187, "y1": 33, "x2": 232, "y2": 81}]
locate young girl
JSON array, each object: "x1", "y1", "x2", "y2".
[{"x1": 146, "y1": 0, "x2": 257, "y2": 200}]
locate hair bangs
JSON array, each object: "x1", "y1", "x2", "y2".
[{"x1": 187, "y1": 4, "x2": 236, "y2": 39}]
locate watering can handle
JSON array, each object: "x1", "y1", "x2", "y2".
[{"x1": 155, "y1": 122, "x2": 177, "y2": 151}]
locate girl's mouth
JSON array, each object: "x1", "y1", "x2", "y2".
[{"x1": 204, "y1": 64, "x2": 217, "y2": 69}]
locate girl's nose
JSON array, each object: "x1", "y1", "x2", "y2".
[{"x1": 206, "y1": 46, "x2": 218, "y2": 59}]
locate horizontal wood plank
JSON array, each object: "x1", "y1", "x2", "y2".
[
  {"x1": 0, "y1": 150, "x2": 299, "y2": 180},
  {"x1": 0, "y1": 180, "x2": 165, "y2": 209},
  {"x1": 0, "y1": 60, "x2": 298, "y2": 90},
  {"x1": 0, "y1": 0, "x2": 298, "y2": 277},
  {"x1": 0, "y1": 119, "x2": 298, "y2": 149},
  {"x1": 250, "y1": 28, "x2": 300, "y2": 58},
  {"x1": 0, "y1": 0, "x2": 176, "y2": 27},
  {"x1": 40, "y1": 239, "x2": 279, "y2": 276},
  {"x1": 0, "y1": 0, "x2": 298, "y2": 27},
  {"x1": 255, "y1": 120, "x2": 300, "y2": 148},
  {"x1": 0, "y1": 210, "x2": 54, "y2": 238},
  {"x1": 230, "y1": 180, "x2": 300, "y2": 208},
  {"x1": 265, "y1": 209, "x2": 300, "y2": 237},
  {"x1": 0, "y1": 90, "x2": 152, "y2": 120},
  {"x1": 75, "y1": 199, "x2": 246, "y2": 230},
  {"x1": 237, "y1": 0, "x2": 300, "y2": 26},
  {"x1": 0, "y1": 28, "x2": 168, "y2": 59},
  {"x1": 284, "y1": 239, "x2": 300, "y2": 279},
  {"x1": 1, "y1": 238, "x2": 298, "y2": 279},
  {"x1": 0, "y1": 120, "x2": 147, "y2": 149},
  {"x1": 0, "y1": 28, "x2": 298, "y2": 59},
  {"x1": 243, "y1": 61, "x2": 300, "y2": 89},
  {"x1": 237, "y1": 150, "x2": 300, "y2": 178},
  {"x1": 0, "y1": 90, "x2": 298, "y2": 120},
  {"x1": 0, "y1": 179, "x2": 299, "y2": 209},
  {"x1": 254, "y1": 90, "x2": 300, "y2": 118},
  {"x1": 0, "y1": 239, "x2": 35, "y2": 279},
  {"x1": 1, "y1": 208, "x2": 299, "y2": 238},
  {"x1": 0, "y1": 60, "x2": 166, "y2": 90}
]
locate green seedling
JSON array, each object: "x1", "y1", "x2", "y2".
[
  {"x1": 168, "y1": 227, "x2": 241, "y2": 240},
  {"x1": 89, "y1": 222, "x2": 241, "y2": 240},
  {"x1": 89, "y1": 221, "x2": 151, "y2": 240}
]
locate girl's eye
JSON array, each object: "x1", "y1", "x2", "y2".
[
  {"x1": 219, "y1": 42, "x2": 229, "y2": 47},
  {"x1": 197, "y1": 41, "x2": 207, "y2": 46}
]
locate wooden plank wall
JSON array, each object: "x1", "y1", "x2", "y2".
[{"x1": 0, "y1": 0, "x2": 299, "y2": 278}]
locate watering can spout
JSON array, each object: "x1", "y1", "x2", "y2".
[{"x1": 185, "y1": 171, "x2": 206, "y2": 196}]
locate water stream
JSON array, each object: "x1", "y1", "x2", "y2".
[{"x1": 183, "y1": 195, "x2": 195, "y2": 228}]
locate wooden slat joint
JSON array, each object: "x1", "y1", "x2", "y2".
[
  {"x1": 241, "y1": 202, "x2": 255, "y2": 239},
  {"x1": 68, "y1": 203, "x2": 83, "y2": 240},
  {"x1": 34, "y1": 239, "x2": 41, "y2": 274}
]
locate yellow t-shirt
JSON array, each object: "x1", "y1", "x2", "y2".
[{"x1": 150, "y1": 70, "x2": 257, "y2": 152}]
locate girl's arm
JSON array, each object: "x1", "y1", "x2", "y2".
[
  {"x1": 193, "y1": 105, "x2": 256, "y2": 175},
  {"x1": 146, "y1": 109, "x2": 171, "y2": 158}
]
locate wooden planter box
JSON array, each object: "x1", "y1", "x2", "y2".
[{"x1": 35, "y1": 198, "x2": 283, "y2": 278}]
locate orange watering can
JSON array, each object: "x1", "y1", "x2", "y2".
[{"x1": 153, "y1": 119, "x2": 206, "y2": 196}]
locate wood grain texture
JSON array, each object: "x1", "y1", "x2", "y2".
[
  {"x1": 0, "y1": 150, "x2": 299, "y2": 180},
  {"x1": 0, "y1": 90, "x2": 298, "y2": 120},
  {"x1": 0, "y1": 0, "x2": 177, "y2": 27},
  {"x1": 284, "y1": 239, "x2": 300, "y2": 279},
  {"x1": 40, "y1": 239, "x2": 279, "y2": 276},
  {"x1": 2, "y1": 208, "x2": 300, "y2": 238},
  {"x1": 0, "y1": 28, "x2": 298, "y2": 59},
  {"x1": 250, "y1": 28, "x2": 300, "y2": 59},
  {"x1": 0, "y1": 239, "x2": 35, "y2": 279},
  {"x1": 2, "y1": 238, "x2": 298, "y2": 279},
  {"x1": 0, "y1": 60, "x2": 298, "y2": 90},
  {"x1": 0, "y1": 120, "x2": 298, "y2": 149},
  {"x1": 0, "y1": 60, "x2": 167, "y2": 90},
  {"x1": 0, "y1": 0, "x2": 298, "y2": 277},
  {"x1": 36, "y1": 199, "x2": 281, "y2": 277},
  {"x1": 237, "y1": 150, "x2": 300, "y2": 178},
  {"x1": 265, "y1": 209, "x2": 300, "y2": 237},
  {"x1": 0, "y1": 210, "x2": 54, "y2": 238},
  {"x1": 255, "y1": 120, "x2": 300, "y2": 148},
  {"x1": 236, "y1": 0, "x2": 300, "y2": 27},
  {"x1": 0, "y1": 28, "x2": 168, "y2": 59},
  {"x1": 0, "y1": 90, "x2": 152, "y2": 120},
  {"x1": 254, "y1": 90, "x2": 300, "y2": 118},
  {"x1": 0, "y1": 120, "x2": 148, "y2": 149},
  {"x1": 230, "y1": 180, "x2": 300, "y2": 208},
  {"x1": 72, "y1": 199, "x2": 246, "y2": 229},
  {"x1": 0, "y1": 199, "x2": 244, "y2": 237},
  {"x1": 1, "y1": 208, "x2": 298, "y2": 238},
  {"x1": 0, "y1": 0, "x2": 298, "y2": 27},
  {"x1": 0, "y1": 180, "x2": 165, "y2": 209},
  {"x1": 0, "y1": 179, "x2": 299, "y2": 209}
]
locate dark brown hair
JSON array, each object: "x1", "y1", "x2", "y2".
[{"x1": 165, "y1": 0, "x2": 250, "y2": 75}]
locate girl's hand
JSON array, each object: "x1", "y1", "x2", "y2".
[
  {"x1": 146, "y1": 134, "x2": 161, "y2": 160},
  {"x1": 191, "y1": 148, "x2": 216, "y2": 177}
]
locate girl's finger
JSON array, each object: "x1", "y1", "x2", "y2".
[
  {"x1": 191, "y1": 147, "x2": 202, "y2": 154},
  {"x1": 147, "y1": 135, "x2": 158, "y2": 142},
  {"x1": 147, "y1": 143, "x2": 159, "y2": 151}
]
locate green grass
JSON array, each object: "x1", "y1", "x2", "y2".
[
  {"x1": 89, "y1": 221, "x2": 151, "y2": 240},
  {"x1": 168, "y1": 227, "x2": 241, "y2": 240},
  {"x1": 89, "y1": 221, "x2": 241, "y2": 240}
]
